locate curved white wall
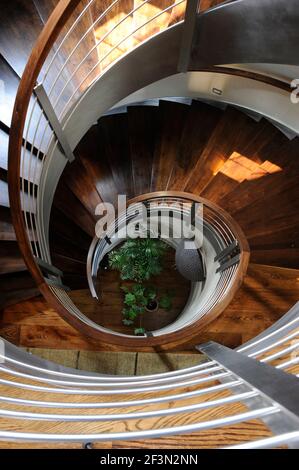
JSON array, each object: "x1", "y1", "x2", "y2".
[{"x1": 114, "y1": 71, "x2": 299, "y2": 135}]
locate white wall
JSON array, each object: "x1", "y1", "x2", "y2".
[{"x1": 114, "y1": 71, "x2": 299, "y2": 135}]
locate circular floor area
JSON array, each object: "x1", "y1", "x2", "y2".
[{"x1": 70, "y1": 247, "x2": 191, "y2": 335}]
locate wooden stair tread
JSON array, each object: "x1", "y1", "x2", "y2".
[
  {"x1": 0, "y1": 242, "x2": 27, "y2": 275},
  {"x1": 1, "y1": 264, "x2": 297, "y2": 352},
  {"x1": 98, "y1": 113, "x2": 134, "y2": 198},
  {"x1": 0, "y1": 288, "x2": 40, "y2": 310},
  {"x1": 169, "y1": 100, "x2": 223, "y2": 191},
  {"x1": 50, "y1": 232, "x2": 88, "y2": 264},
  {"x1": 54, "y1": 179, "x2": 95, "y2": 237},
  {"x1": 151, "y1": 100, "x2": 189, "y2": 191},
  {"x1": 185, "y1": 108, "x2": 268, "y2": 195},
  {"x1": 219, "y1": 135, "x2": 299, "y2": 213},
  {"x1": 51, "y1": 252, "x2": 87, "y2": 276},
  {"x1": 69, "y1": 247, "x2": 191, "y2": 335},
  {"x1": 0, "y1": 350, "x2": 273, "y2": 447},
  {"x1": 0, "y1": 1, "x2": 44, "y2": 77},
  {"x1": 50, "y1": 206, "x2": 92, "y2": 252},
  {"x1": 128, "y1": 105, "x2": 158, "y2": 195},
  {"x1": 75, "y1": 125, "x2": 118, "y2": 206},
  {"x1": 64, "y1": 159, "x2": 103, "y2": 218},
  {"x1": 0, "y1": 207, "x2": 15, "y2": 241}
]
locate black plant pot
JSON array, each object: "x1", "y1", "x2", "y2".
[{"x1": 146, "y1": 300, "x2": 158, "y2": 312}]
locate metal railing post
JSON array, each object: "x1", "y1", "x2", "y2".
[
  {"x1": 34, "y1": 83, "x2": 75, "y2": 162},
  {"x1": 177, "y1": 0, "x2": 199, "y2": 72},
  {"x1": 198, "y1": 341, "x2": 299, "y2": 448}
]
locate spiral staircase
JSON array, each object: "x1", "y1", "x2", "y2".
[{"x1": 0, "y1": 0, "x2": 299, "y2": 448}]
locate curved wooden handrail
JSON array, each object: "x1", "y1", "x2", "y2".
[
  {"x1": 8, "y1": 0, "x2": 82, "y2": 287},
  {"x1": 82, "y1": 191, "x2": 250, "y2": 349}
]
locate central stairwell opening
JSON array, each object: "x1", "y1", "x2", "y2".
[{"x1": 0, "y1": 0, "x2": 299, "y2": 449}]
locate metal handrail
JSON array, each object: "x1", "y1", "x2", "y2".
[
  {"x1": 0, "y1": 407, "x2": 279, "y2": 443},
  {"x1": 0, "y1": 302, "x2": 298, "y2": 447}
]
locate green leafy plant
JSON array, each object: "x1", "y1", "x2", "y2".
[
  {"x1": 121, "y1": 284, "x2": 157, "y2": 327},
  {"x1": 108, "y1": 238, "x2": 169, "y2": 282},
  {"x1": 121, "y1": 285, "x2": 174, "y2": 334}
]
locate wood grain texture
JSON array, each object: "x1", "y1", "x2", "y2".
[
  {"x1": 151, "y1": 100, "x2": 189, "y2": 191},
  {"x1": 75, "y1": 125, "x2": 118, "y2": 206},
  {"x1": 0, "y1": 241, "x2": 27, "y2": 274},
  {"x1": 0, "y1": 343, "x2": 275, "y2": 450},
  {"x1": 53, "y1": 178, "x2": 96, "y2": 237},
  {"x1": 0, "y1": 206, "x2": 15, "y2": 241},
  {"x1": 203, "y1": 264, "x2": 299, "y2": 346},
  {"x1": 0, "y1": 0, "x2": 44, "y2": 77},
  {"x1": 233, "y1": 176, "x2": 299, "y2": 242},
  {"x1": 98, "y1": 113, "x2": 134, "y2": 198},
  {"x1": 112, "y1": 420, "x2": 272, "y2": 448},
  {"x1": 1, "y1": 264, "x2": 296, "y2": 352},
  {"x1": 69, "y1": 248, "x2": 191, "y2": 335},
  {"x1": 185, "y1": 108, "x2": 267, "y2": 195},
  {"x1": 63, "y1": 159, "x2": 103, "y2": 218},
  {"x1": 218, "y1": 134, "x2": 298, "y2": 214},
  {"x1": 0, "y1": 421, "x2": 271, "y2": 449},
  {"x1": 199, "y1": 118, "x2": 283, "y2": 204},
  {"x1": 0, "y1": 371, "x2": 273, "y2": 448},
  {"x1": 50, "y1": 206, "x2": 92, "y2": 251},
  {"x1": 0, "y1": 287, "x2": 40, "y2": 310},
  {"x1": 128, "y1": 105, "x2": 158, "y2": 195},
  {"x1": 0, "y1": 271, "x2": 37, "y2": 294},
  {"x1": 167, "y1": 101, "x2": 223, "y2": 191}
]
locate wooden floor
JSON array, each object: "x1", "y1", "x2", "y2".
[
  {"x1": 0, "y1": 348, "x2": 273, "y2": 450},
  {"x1": 1, "y1": 263, "x2": 298, "y2": 352},
  {"x1": 70, "y1": 248, "x2": 191, "y2": 335}
]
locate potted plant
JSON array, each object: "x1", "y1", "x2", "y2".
[
  {"x1": 121, "y1": 284, "x2": 173, "y2": 335},
  {"x1": 108, "y1": 238, "x2": 169, "y2": 282},
  {"x1": 108, "y1": 238, "x2": 174, "y2": 335}
]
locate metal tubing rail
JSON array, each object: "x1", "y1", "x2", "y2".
[
  {"x1": 0, "y1": 370, "x2": 232, "y2": 395},
  {"x1": 0, "y1": 364, "x2": 224, "y2": 388},
  {"x1": 0, "y1": 391, "x2": 258, "y2": 423},
  {"x1": 0, "y1": 407, "x2": 278, "y2": 443}
]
